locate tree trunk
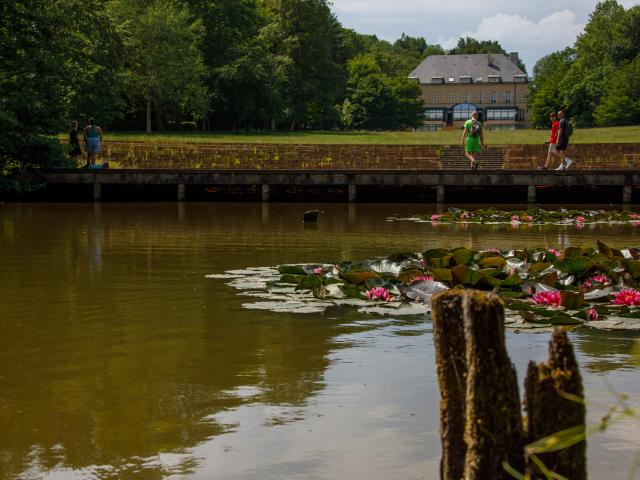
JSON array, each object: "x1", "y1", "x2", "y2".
[
  {"x1": 146, "y1": 99, "x2": 152, "y2": 134},
  {"x1": 463, "y1": 291, "x2": 525, "y2": 480},
  {"x1": 524, "y1": 329, "x2": 586, "y2": 480},
  {"x1": 431, "y1": 290, "x2": 468, "y2": 480}
]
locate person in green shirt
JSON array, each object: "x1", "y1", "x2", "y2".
[{"x1": 461, "y1": 111, "x2": 484, "y2": 170}]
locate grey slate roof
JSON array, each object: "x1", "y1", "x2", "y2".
[{"x1": 408, "y1": 54, "x2": 526, "y2": 83}]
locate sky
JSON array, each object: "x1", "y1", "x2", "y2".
[{"x1": 330, "y1": 0, "x2": 640, "y2": 74}]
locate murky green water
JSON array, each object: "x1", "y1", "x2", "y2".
[{"x1": 1, "y1": 202, "x2": 639, "y2": 480}]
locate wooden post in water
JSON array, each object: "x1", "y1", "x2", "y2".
[
  {"x1": 463, "y1": 291, "x2": 524, "y2": 479},
  {"x1": 524, "y1": 329, "x2": 586, "y2": 480},
  {"x1": 431, "y1": 290, "x2": 467, "y2": 480}
]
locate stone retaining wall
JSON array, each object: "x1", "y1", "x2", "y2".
[{"x1": 94, "y1": 141, "x2": 640, "y2": 170}]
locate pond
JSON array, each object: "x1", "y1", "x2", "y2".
[{"x1": 1, "y1": 202, "x2": 639, "y2": 479}]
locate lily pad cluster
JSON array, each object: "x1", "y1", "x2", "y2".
[
  {"x1": 404, "y1": 207, "x2": 640, "y2": 224},
  {"x1": 208, "y1": 242, "x2": 640, "y2": 331}
]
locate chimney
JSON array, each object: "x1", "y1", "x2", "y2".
[
  {"x1": 508, "y1": 52, "x2": 519, "y2": 66},
  {"x1": 487, "y1": 53, "x2": 492, "y2": 65}
]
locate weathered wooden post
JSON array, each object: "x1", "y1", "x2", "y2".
[
  {"x1": 524, "y1": 329, "x2": 586, "y2": 480},
  {"x1": 431, "y1": 290, "x2": 467, "y2": 480},
  {"x1": 463, "y1": 291, "x2": 524, "y2": 479}
]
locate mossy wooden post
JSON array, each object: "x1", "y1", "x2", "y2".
[
  {"x1": 463, "y1": 291, "x2": 524, "y2": 479},
  {"x1": 524, "y1": 329, "x2": 586, "y2": 479},
  {"x1": 431, "y1": 290, "x2": 467, "y2": 480}
]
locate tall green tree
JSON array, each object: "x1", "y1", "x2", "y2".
[
  {"x1": 112, "y1": 0, "x2": 210, "y2": 132},
  {"x1": 448, "y1": 37, "x2": 527, "y2": 73},
  {"x1": 593, "y1": 56, "x2": 640, "y2": 126}
]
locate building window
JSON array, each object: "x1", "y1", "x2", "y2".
[
  {"x1": 424, "y1": 109, "x2": 444, "y2": 120},
  {"x1": 505, "y1": 91, "x2": 512, "y2": 103},
  {"x1": 486, "y1": 108, "x2": 517, "y2": 120},
  {"x1": 462, "y1": 92, "x2": 469, "y2": 103},
  {"x1": 519, "y1": 91, "x2": 525, "y2": 102},
  {"x1": 491, "y1": 91, "x2": 497, "y2": 104},
  {"x1": 488, "y1": 76, "x2": 501, "y2": 83},
  {"x1": 432, "y1": 92, "x2": 440, "y2": 104},
  {"x1": 514, "y1": 75, "x2": 527, "y2": 83},
  {"x1": 460, "y1": 76, "x2": 472, "y2": 84},
  {"x1": 477, "y1": 92, "x2": 483, "y2": 104},
  {"x1": 448, "y1": 93, "x2": 455, "y2": 104},
  {"x1": 431, "y1": 77, "x2": 444, "y2": 84},
  {"x1": 453, "y1": 103, "x2": 477, "y2": 121}
]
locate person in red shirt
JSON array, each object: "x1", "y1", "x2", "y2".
[{"x1": 538, "y1": 112, "x2": 560, "y2": 169}]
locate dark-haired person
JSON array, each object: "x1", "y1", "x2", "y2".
[
  {"x1": 68, "y1": 120, "x2": 82, "y2": 165},
  {"x1": 555, "y1": 110, "x2": 575, "y2": 170},
  {"x1": 538, "y1": 112, "x2": 560, "y2": 170},
  {"x1": 83, "y1": 118, "x2": 103, "y2": 166}
]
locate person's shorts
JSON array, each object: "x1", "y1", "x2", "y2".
[
  {"x1": 557, "y1": 138, "x2": 569, "y2": 151},
  {"x1": 86, "y1": 137, "x2": 101, "y2": 154},
  {"x1": 548, "y1": 143, "x2": 557, "y2": 153}
]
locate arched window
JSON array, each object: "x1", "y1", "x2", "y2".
[{"x1": 453, "y1": 103, "x2": 477, "y2": 121}]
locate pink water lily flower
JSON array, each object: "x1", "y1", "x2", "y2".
[
  {"x1": 411, "y1": 275, "x2": 434, "y2": 282},
  {"x1": 583, "y1": 274, "x2": 610, "y2": 288},
  {"x1": 548, "y1": 248, "x2": 561, "y2": 258},
  {"x1": 511, "y1": 215, "x2": 520, "y2": 222},
  {"x1": 611, "y1": 289, "x2": 640, "y2": 306},
  {"x1": 531, "y1": 290, "x2": 561, "y2": 306},
  {"x1": 485, "y1": 248, "x2": 501, "y2": 254},
  {"x1": 313, "y1": 267, "x2": 322, "y2": 274},
  {"x1": 524, "y1": 215, "x2": 534, "y2": 222},
  {"x1": 460, "y1": 212, "x2": 470, "y2": 220},
  {"x1": 366, "y1": 287, "x2": 391, "y2": 302},
  {"x1": 630, "y1": 213, "x2": 640, "y2": 220},
  {"x1": 586, "y1": 308, "x2": 599, "y2": 321},
  {"x1": 575, "y1": 216, "x2": 586, "y2": 223},
  {"x1": 431, "y1": 214, "x2": 443, "y2": 221}
]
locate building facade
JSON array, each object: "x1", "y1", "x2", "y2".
[{"x1": 408, "y1": 53, "x2": 530, "y2": 130}]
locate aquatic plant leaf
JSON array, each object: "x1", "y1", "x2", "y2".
[
  {"x1": 280, "y1": 274, "x2": 304, "y2": 284},
  {"x1": 451, "y1": 266, "x2": 485, "y2": 286},
  {"x1": 399, "y1": 280, "x2": 449, "y2": 303},
  {"x1": 337, "y1": 284, "x2": 366, "y2": 299},
  {"x1": 452, "y1": 248, "x2": 475, "y2": 266},
  {"x1": 341, "y1": 270, "x2": 380, "y2": 285},
  {"x1": 296, "y1": 274, "x2": 323, "y2": 290},
  {"x1": 428, "y1": 256, "x2": 452, "y2": 268},
  {"x1": 560, "y1": 290, "x2": 584, "y2": 309},
  {"x1": 521, "y1": 283, "x2": 559, "y2": 295},
  {"x1": 597, "y1": 240, "x2": 614, "y2": 259},
  {"x1": 387, "y1": 252, "x2": 419, "y2": 263},
  {"x1": 422, "y1": 248, "x2": 449, "y2": 260},
  {"x1": 431, "y1": 268, "x2": 453, "y2": 283},
  {"x1": 278, "y1": 265, "x2": 307, "y2": 275},
  {"x1": 553, "y1": 257, "x2": 594, "y2": 275},
  {"x1": 535, "y1": 271, "x2": 559, "y2": 287},
  {"x1": 584, "y1": 287, "x2": 612, "y2": 300},
  {"x1": 397, "y1": 268, "x2": 426, "y2": 284},
  {"x1": 563, "y1": 247, "x2": 583, "y2": 258},
  {"x1": 528, "y1": 262, "x2": 552, "y2": 275},
  {"x1": 367, "y1": 260, "x2": 402, "y2": 276},
  {"x1": 480, "y1": 256, "x2": 507, "y2": 269},
  {"x1": 503, "y1": 274, "x2": 523, "y2": 287},
  {"x1": 525, "y1": 425, "x2": 586, "y2": 455},
  {"x1": 624, "y1": 260, "x2": 640, "y2": 279}
]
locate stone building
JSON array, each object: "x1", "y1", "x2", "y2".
[{"x1": 408, "y1": 53, "x2": 530, "y2": 130}]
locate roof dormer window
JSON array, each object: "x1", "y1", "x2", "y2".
[
  {"x1": 460, "y1": 76, "x2": 472, "y2": 84},
  {"x1": 488, "y1": 75, "x2": 502, "y2": 83},
  {"x1": 514, "y1": 75, "x2": 527, "y2": 83},
  {"x1": 431, "y1": 77, "x2": 444, "y2": 84}
]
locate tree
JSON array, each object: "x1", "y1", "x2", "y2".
[
  {"x1": 593, "y1": 57, "x2": 640, "y2": 126},
  {"x1": 448, "y1": 37, "x2": 527, "y2": 73},
  {"x1": 112, "y1": 0, "x2": 210, "y2": 132}
]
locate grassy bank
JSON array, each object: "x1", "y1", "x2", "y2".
[{"x1": 60, "y1": 126, "x2": 640, "y2": 145}]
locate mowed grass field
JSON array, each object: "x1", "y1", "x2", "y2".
[{"x1": 61, "y1": 125, "x2": 640, "y2": 145}]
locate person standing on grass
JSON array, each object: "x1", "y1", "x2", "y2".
[
  {"x1": 83, "y1": 118, "x2": 103, "y2": 167},
  {"x1": 461, "y1": 111, "x2": 484, "y2": 170},
  {"x1": 68, "y1": 120, "x2": 82, "y2": 165},
  {"x1": 539, "y1": 112, "x2": 560, "y2": 170},
  {"x1": 555, "y1": 110, "x2": 575, "y2": 170}
]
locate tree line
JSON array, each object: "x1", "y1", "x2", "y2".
[{"x1": 528, "y1": 0, "x2": 640, "y2": 128}]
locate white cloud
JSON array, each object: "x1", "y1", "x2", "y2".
[{"x1": 440, "y1": 10, "x2": 585, "y2": 71}]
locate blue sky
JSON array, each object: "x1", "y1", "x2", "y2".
[{"x1": 330, "y1": 0, "x2": 640, "y2": 73}]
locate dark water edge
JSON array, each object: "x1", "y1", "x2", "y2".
[{"x1": 1, "y1": 202, "x2": 639, "y2": 479}]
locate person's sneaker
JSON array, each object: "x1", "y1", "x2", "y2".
[
  {"x1": 565, "y1": 158, "x2": 573, "y2": 169},
  {"x1": 555, "y1": 164, "x2": 565, "y2": 171}
]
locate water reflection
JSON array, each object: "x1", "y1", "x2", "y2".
[{"x1": 0, "y1": 202, "x2": 639, "y2": 479}]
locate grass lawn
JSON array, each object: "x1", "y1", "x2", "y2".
[{"x1": 60, "y1": 125, "x2": 640, "y2": 145}]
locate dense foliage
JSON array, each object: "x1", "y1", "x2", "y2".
[{"x1": 528, "y1": 0, "x2": 640, "y2": 128}]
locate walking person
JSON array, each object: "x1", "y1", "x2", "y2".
[
  {"x1": 555, "y1": 110, "x2": 575, "y2": 170},
  {"x1": 461, "y1": 111, "x2": 484, "y2": 170},
  {"x1": 68, "y1": 120, "x2": 82, "y2": 166},
  {"x1": 538, "y1": 112, "x2": 560, "y2": 169},
  {"x1": 83, "y1": 118, "x2": 103, "y2": 167}
]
